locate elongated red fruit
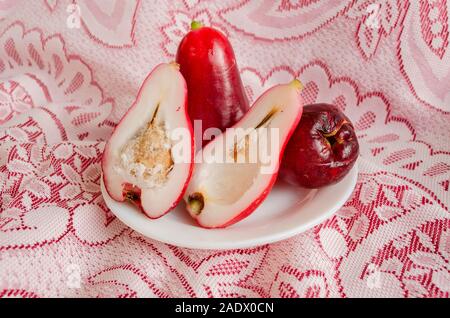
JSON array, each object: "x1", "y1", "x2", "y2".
[
  {"x1": 176, "y1": 21, "x2": 249, "y2": 147},
  {"x1": 102, "y1": 63, "x2": 194, "y2": 219}
]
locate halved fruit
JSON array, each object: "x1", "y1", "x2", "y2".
[
  {"x1": 184, "y1": 80, "x2": 303, "y2": 228},
  {"x1": 102, "y1": 63, "x2": 194, "y2": 218}
]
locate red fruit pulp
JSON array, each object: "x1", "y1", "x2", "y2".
[{"x1": 176, "y1": 21, "x2": 249, "y2": 148}]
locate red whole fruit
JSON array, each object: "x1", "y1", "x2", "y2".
[
  {"x1": 280, "y1": 103, "x2": 359, "y2": 188},
  {"x1": 176, "y1": 21, "x2": 249, "y2": 148}
]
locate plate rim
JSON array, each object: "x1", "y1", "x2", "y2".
[{"x1": 101, "y1": 163, "x2": 358, "y2": 250}]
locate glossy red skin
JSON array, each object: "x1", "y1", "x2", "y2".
[
  {"x1": 176, "y1": 26, "x2": 249, "y2": 147},
  {"x1": 193, "y1": 85, "x2": 304, "y2": 229},
  {"x1": 280, "y1": 104, "x2": 359, "y2": 189},
  {"x1": 210, "y1": 175, "x2": 277, "y2": 229},
  {"x1": 102, "y1": 64, "x2": 194, "y2": 219}
]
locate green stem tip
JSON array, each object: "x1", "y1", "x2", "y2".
[{"x1": 191, "y1": 20, "x2": 203, "y2": 30}]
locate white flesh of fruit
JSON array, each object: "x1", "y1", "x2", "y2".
[
  {"x1": 102, "y1": 63, "x2": 192, "y2": 218},
  {"x1": 184, "y1": 80, "x2": 303, "y2": 228}
]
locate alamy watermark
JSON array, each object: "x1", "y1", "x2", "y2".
[
  {"x1": 66, "y1": 4, "x2": 81, "y2": 29},
  {"x1": 365, "y1": 3, "x2": 382, "y2": 29},
  {"x1": 66, "y1": 263, "x2": 81, "y2": 289},
  {"x1": 169, "y1": 120, "x2": 281, "y2": 175}
]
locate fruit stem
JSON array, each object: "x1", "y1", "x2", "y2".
[
  {"x1": 289, "y1": 79, "x2": 303, "y2": 91},
  {"x1": 191, "y1": 20, "x2": 203, "y2": 30},
  {"x1": 188, "y1": 192, "x2": 205, "y2": 215}
]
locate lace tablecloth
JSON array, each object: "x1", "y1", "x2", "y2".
[{"x1": 0, "y1": 0, "x2": 449, "y2": 298}]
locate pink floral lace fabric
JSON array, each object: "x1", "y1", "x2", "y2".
[{"x1": 0, "y1": 1, "x2": 449, "y2": 298}]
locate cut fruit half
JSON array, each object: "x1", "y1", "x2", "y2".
[
  {"x1": 102, "y1": 63, "x2": 194, "y2": 219},
  {"x1": 184, "y1": 80, "x2": 303, "y2": 228}
]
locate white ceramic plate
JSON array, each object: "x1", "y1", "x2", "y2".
[{"x1": 101, "y1": 164, "x2": 358, "y2": 250}]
